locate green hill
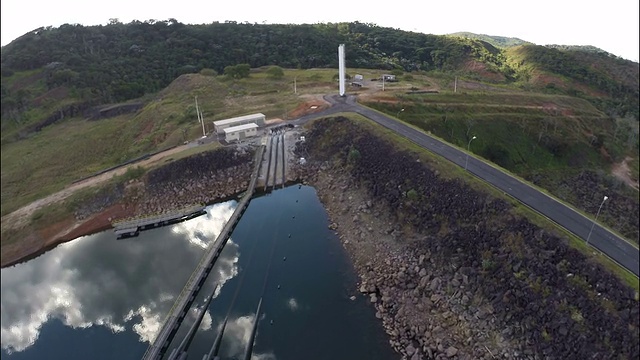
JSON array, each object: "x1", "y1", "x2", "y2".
[{"x1": 448, "y1": 31, "x2": 533, "y2": 48}]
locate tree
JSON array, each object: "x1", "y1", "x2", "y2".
[
  {"x1": 200, "y1": 68, "x2": 217, "y2": 76},
  {"x1": 224, "y1": 64, "x2": 251, "y2": 79},
  {"x1": 266, "y1": 66, "x2": 284, "y2": 79},
  {"x1": 347, "y1": 145, "x2": 361, "y2": 164}
]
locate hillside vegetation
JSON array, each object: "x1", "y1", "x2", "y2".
[
  {"x1": 1, "y1": 22, "x2": 638, "y2": 237},
  {"x1": 2, "y1": 21, "x2": 637, "y2": 133},
  {"x1": 366, "y1": 89, "x2": 639, "y2": 242},
  {"x1": 448, "y1": 32, "x2": 532, "y2": 48},
  {"x1": 0, "y1": 69, "x2": 308, "y2": 216}
]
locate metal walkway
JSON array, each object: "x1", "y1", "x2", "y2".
[
  {"x1": 113, "y1": 205, "x2": 206, "y2": 239},
  {"x1": 142, "y1": 144, "x2": 265, "y2": 360}
]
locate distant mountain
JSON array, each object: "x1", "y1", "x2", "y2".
[{"x1": 448, "y1": 32, "x2": 532, "y2": 48}]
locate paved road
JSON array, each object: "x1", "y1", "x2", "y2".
[{"x1": 293, "y1": 94, "x2": 639, "y2": 277}]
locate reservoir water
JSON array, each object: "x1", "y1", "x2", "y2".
[{"x1": 1, "y1": 185, "x2": 396, "y2": 359}]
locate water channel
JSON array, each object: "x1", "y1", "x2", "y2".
[{"x1": 1, "y1": 185, "x2": 396, "y2": 359}]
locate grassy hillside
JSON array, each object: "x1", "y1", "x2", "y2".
[
  {"x1": 1, "y1": 22, "x2": 636, "y2": 138},
  {"x1": 448, "y1": 32, "x2": 533, "y2": 48},
  {"x1": 0, "y1": 68, "x2": 334, "y2": 216},
  {"x1": 364, "y1": 84, "x2": 639, "y2": 242},
  {"x1": 506, "y1": 45, "x2": 639, "y2": 119}
]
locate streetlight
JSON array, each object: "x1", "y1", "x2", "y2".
[
  {"x1": 465, "y1": 136, "x2": 477, "y2": 171},
  {"x1": 397, "y1": 108, "x2": 404, "y2": 117},
  {"x1": 586, "y1": 195, "x2": 608, "y2": 247}
]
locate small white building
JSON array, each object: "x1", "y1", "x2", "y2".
[
  {"x1": 224, "y1": 123, "x2": 259, "y2": 142},
  {"x1": 214, "y1": 113, "x2": 266, "y2": 134},
  {"x1": 382, "y1": 74, "x2": 397, "y2": 82},
  {"x1": 354, "y1": 74, "x2": 364, "y2": 81}
]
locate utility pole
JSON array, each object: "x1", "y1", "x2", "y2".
[
  {"x1": 586, "y1": 195, "x2": 608, "y2": 247},
  {"x1": 465, "y1": 136, "x2": 477, "y2": 171},
  {"x1": 195, "y1": 96, "x2": 206, "y2": 137},
  {"x1": 454, "y1": 76, "x2": 457, "y2": 93},
  {"x1": 294, "y1": 76, "x2": 297, "y2": 94},
  {"x1": 382, "y1": 75, "x2": 385, "y2": 91}
]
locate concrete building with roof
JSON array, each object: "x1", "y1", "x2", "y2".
[
  {"x1": 223, "y1": 123, "x2": 259, "y2": 142},
  {"x1": 213, "y1": 113, "x2": 265, "y2": 134}
]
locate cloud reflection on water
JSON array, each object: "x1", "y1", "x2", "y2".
[
  {"x1": 0, "y1": 201, "x2": 239, "y2": 354},
  {"x1": 219, "y1": 314, "x2": 276, "y2": 360},
  {"x1": 286, "y1": 298, "x2": 299, "y2": 312}
]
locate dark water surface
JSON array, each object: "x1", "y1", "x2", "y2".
[{"x1": 1, "y1": 185, "x2": 396, "y2": 360}]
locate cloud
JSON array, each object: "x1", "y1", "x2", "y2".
[
  {"x1": 219, "y1": 314, "x2": 276, "y2": 360},
  {"x1": 1, "y1": 201, "x2": 239, "y2": 354},
  {"x1": 286, "y1": 298, "x2": 299, "y2": 311}
]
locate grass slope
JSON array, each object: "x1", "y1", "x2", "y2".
[
  {"x1": 363, "y1": 87, "x2": 639, "y2": 242},
  {"x1": 0, "y1": 68, "x2": 337, "y2": 217}
]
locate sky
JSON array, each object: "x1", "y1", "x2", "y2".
[{"x1": 1, "y1": 0, "x2": 639, "y2": 62}]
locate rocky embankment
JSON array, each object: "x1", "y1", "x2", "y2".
[
  {"x1": 529, "y1": 169, "x2": 639, "y2": 242},
  {"x1": 131, "y1": 146, "x2": 253, "y2": 215},
  {"x1": 1, "y1": 145, "x2": 256, "y2": 268},
  {"x1": 73, "y1": 146, "x2": 255, "y2": 219},
  {"x1": 292, "y1": 116, "x2": 639, "y2": 360}
]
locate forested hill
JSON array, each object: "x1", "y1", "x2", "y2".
[
  {"x1": 0, "y1": 20, "x2": 508, "y2": 100},
  {"x1": 1, "y1": 20, "x2": 638, "y2": 122},
  {"x1": 448, "y1": 32, "x2": 532, "y2": 48}
]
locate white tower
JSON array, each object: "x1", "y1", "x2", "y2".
[{"x1": 338, "y1": 44, "x2": 346, "y2": 97}]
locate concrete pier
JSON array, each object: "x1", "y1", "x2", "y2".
[
  {"x1": 142, "y1": 144, "x2": 265, "y2": 360},
  {"x1": 112, "y1": 205, "x2": 206, "y2": 239}
]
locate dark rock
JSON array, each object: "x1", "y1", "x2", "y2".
[{"x1": 446, "y1": 346, "x2": 458, "y2": 357}]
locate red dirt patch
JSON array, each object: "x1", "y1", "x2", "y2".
[
  {"x1": 462, "y1": 60, "x2": 506, "y2": 82},
  {"x1": 1, "y1": 203, "x2": 135, "y2": 268},
  {"x1": 135, "y1": 119, "x2": 156, "y2": 142},
  {"x1": 358, "y1": 93, "x2": 401, "y2": 104},
  {"x1": 46, "y1": 203, "x2": 135, "y2": 247},
  {"x1": 530, "y1": 71, "x2": 604, "y2": 97},
  {"x1": 287, "y1": 101, "x2": 330, "y2": 118}
]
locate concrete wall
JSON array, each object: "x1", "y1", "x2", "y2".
[{"x1": 225, "y1": 127, "x2": 258, "y2": 142}]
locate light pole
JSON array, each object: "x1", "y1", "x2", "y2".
[
  {"x1": 397, "y1": 108, "x2": 404, "y2": 117},
  {"x1": 465, "y1": 136, "x2": 477, "y2": 171},
  {"x1": 586, "y1": 195, "x2": 608, "y2": 247}
]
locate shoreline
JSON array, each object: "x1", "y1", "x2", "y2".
[
  {"x1": 3, "y1": 117, "x2": 638, "y2": 359},
  {"x1": 0, "y1": 189, "x2": 254, "y2": 269},
  {"x1": 1, "y1": 203, "x2": 133, "y2": 268},
  {"x1": 1, "y1": 147, "x2": 256, "y2": 269}
]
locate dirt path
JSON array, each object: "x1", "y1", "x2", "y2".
[
  {"x1": 612, "y1": 156, "x2": 639, "y2": 190},
  {"x1": 1, "y1": 144, "x2": 189, "y2": 232}
]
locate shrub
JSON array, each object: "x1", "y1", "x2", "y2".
[
  {"x1": 407, "y1": 188, "x2": 419, "y2": 201},
  {"x1": 266, "y1": 66, "x2": 284, "y2": 79},
  {"x1": 347, "y1": 145, "x2": 361, "y2": 164},
  {"x1": 200, "y1": 68, "x2": 217, "y2": 76}
]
